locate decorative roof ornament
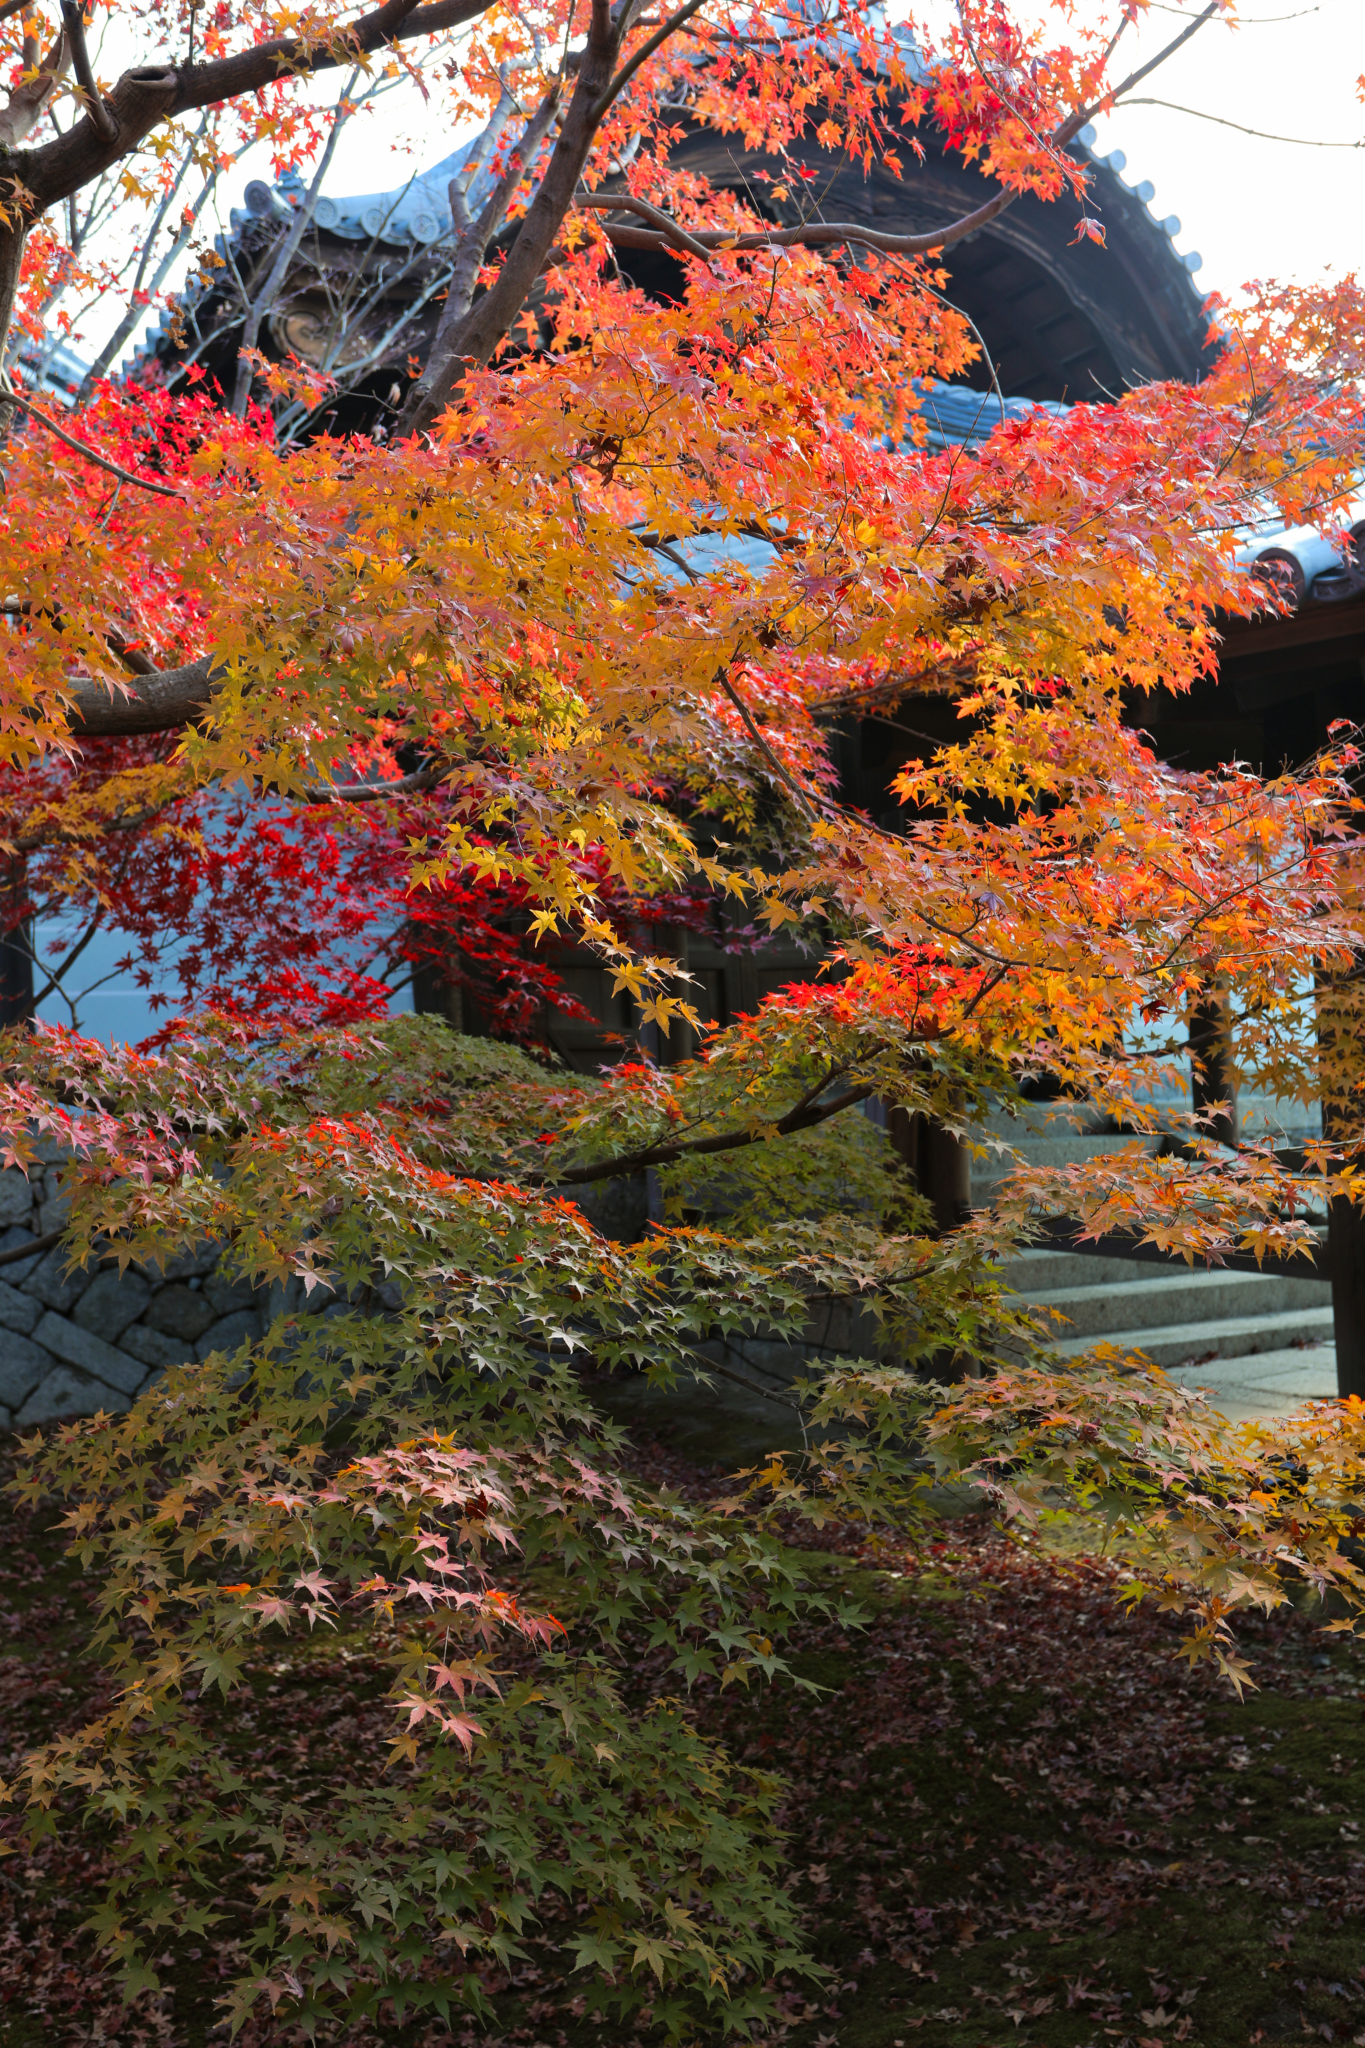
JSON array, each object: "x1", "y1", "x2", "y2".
[
  {"x1": 1075, "y1": 125, "x2": 1201, "y2": 275},
  {"x1": 230, "y1": 145, "x2": 480, "y2": 251},
  {"x1": 1235, "y1": 514, "x2": 1365, "y2": 612}
]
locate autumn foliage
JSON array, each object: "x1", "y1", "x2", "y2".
[{"x1": 0, "y1": 0, "x2": 1364, "y2": 2033}]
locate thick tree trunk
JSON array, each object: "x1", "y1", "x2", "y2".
[
  {"x1": 412, "y1": 947, "x2": 465, "y2": 1032},
  {"x1": 0, "y1": 229, "x2": 35, "y2": 992},
  {"x1": 0, "y1": 220, "x2": 29, "y2": 438},
  {"x1": 888, "y1": 1107, "x2": 972, "y2": 1233}
]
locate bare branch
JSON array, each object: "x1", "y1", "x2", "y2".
[
  {"x1": 412, "y1": 79, "x2": 564, "y2": 393},
  {"x1": 231, "y1": 68, "x2": 361, "y2": 416},
  {"x1": 396, "y1": 0, "x2": 620, "y2": 432},
  {"x1": 77, "y1": 111, "x2": 218, "y2": 400},
  {"x1": 716, "y1": 667, "x2": 822, "y2": 820},
  {"x1": 300, "y1": 764, "x2": 448, "y2": 803},
  {"x1": 1087, "y1": 0, "x2": 1223, "y2": 119},
  {"x1": 17, "y1": 0, "x2": 492, "y2": 217},
  {"x1": 574, "y1": 189, "x2": 712, "y2": 259},
  {"x1": 67, "y1": 655, "x2": 221, "y2": 735},
  {"x1": 0, "y1": 1227, "x2": 62, "y2": 1266},
  {"x1": 1118, "y1": 97, "x2": 1365, "y2": 149},
  {"x1": 588, "y1": 186, "x2": 1027, "y2": 259},
  {"x1": 59, "y1": 0, "x2": 117, "y2": 140}
]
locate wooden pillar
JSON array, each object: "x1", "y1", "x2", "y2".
[
  {"x1": 0, "y1": 857, "x2": 31, "y2": 1029},
  {"x1": 411, "y1": 946, "x2": 464, "y2": 1031},
  {"x1": 1188, "y1": 982, "x2": 1238, "y2": 1149},
  {"x1": 887, "y1": 1105, "x2": 975, "y2": 1379},
  {"x1": 1316, "y1": 965, "x2": 1365, "y2": 1398},
  {"x1": 1327, "y1": 1183, "x2": 1365, "y2": 1400},
  {"x1": 887, "y1": 1107, "x2": 972, "y2": 1233}
]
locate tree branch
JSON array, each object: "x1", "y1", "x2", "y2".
[
  {"x1": 395, "y1": 0, "x2": 621, "y2": 432},
  {"x1": 403, "y1": 78, "x2": 564, "y2": 413},
  {"x1": 544, "y1": 1081, "x2": 876, "y2": 1187},
  {"x1": 0, "y1": 1226, "x2": 62, "y2": 1266},
  {"x1": 12, "y1": 798, "x2": 180, "y2": 855},
  {"x1": 583, "y1": 187, "x2": 1028, "y2": 261},
  {"x1": 67, "y1": 655, "x2": 221, "y2": 735},
  {"x1": 1117, "y1": 96, "x2": 1365, "y2": 149},
  {"x1": 813, "y1": 654, "x2": 980, "y2": 720},
  {"x1": 1088, "y1": 0, "x2": 1223, "y2": 117},
  {"x1": 590, "y1": 0, "x2": 711, "y2": 123},
  {"x1": 7, "y1": 392, "x2": 185, "y2": 496},
  {"x1": 300, "y1": 764, "x2": 448, "y2": 803},
  {"x1": 0, "y1": 22, "x2": 68, "y2": 151},
  {"x1": 231, "y1": 68, "x2": 360, "y2": 416},
  {"x1": 574, "y1": 188, "x2": 713, "y2": 258},
  {"x1": 16, "y1": 0, "x2": 492, "y2": 215},
  {"x1": 59, "y1": 0, "x2": 117, "y2": 141},
  {"x1": 584, "y1": 3, "x2": 1223, "y2": 277},
  {"x1": 716, "y1": 667, "x2": 822, "y2": 819}
]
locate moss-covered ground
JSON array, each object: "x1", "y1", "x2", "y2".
[{"x1": 1, "y1": 1432, "x2": 1362, "y2": 2048}]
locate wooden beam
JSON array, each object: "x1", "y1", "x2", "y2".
[{"x1": 1218, "y1": 597, "x2": 1365, "y2": 660}]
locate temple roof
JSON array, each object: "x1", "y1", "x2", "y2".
[
  {"x1": 130, "y1": 95, "x2": 1212, "y2": 412},
  {"x1": 232, "y1": 146, "x2": 480, "y2": 250}
]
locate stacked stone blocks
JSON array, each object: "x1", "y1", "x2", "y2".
[{"x1": 0, "y1": 1160, "x2": 267, "y2": 1429}]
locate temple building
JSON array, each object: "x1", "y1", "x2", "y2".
[{"x1": 5, "y1": 109, "x2": 1358, "y2": 1432}]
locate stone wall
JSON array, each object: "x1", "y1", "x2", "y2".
[
  {"x1": 0, "y1": 1161, "x2": 267, "y2": 1430},
  {"x1": 0, "y1": 1152, "x2": 898, "y2": 1438}
]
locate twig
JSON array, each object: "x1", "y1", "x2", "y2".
[
  {"x1": 574, "y1": 189, "x2": 713, "y2": 260},
  {"x1": 59, "y1": 0, "x2": 116, "y2": 140},
  {"x1": 0, "y1": 1227, "x2": 62, "y2": 1268},
  {"x1": 1118, "y1": 97, "x2": 1365, "y2": 149},
  {"x1": 299, "y1": 764, "x2": 448, "y2": 804},
  {"x1": 7, "y1": 393, "x2": 184, "y2": 498}
]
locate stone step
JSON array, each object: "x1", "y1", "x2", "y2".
[
  {"x1": 1043, "y1": 1303, "x2": 1336, "y2": 1369},
  {"x1": 971, "y1": 1135, "x2": 1158, "y2": 1200},
  {"x1": 1166, "y1": 1344, "x2": 1339, "y2": 1424},
  {"x1": 975, "y1": 1095, "x2": 1320, "y2": 1143},
  {"x1": 1018, "y1": 1268, "x2": 1331, "y2": 1340},
  {"x1": 1167, "y1": 1343, "x2": 1338, "y2": 1395},
  {"x1": 970, "y1": 1102, "x2": 1323, "y2": 1204},
  {"x1": 1004, "y1": 1248, "x2": 1178, "y2": 1292}
]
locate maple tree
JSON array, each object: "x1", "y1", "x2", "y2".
[{"x1": 3, "y1": 0, "x2": 1365, "y2": 2033}]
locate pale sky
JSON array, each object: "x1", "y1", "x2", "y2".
[
  {"x1": 314, "y1": 0, "x2": 1365, "y2": 305},
  {"x1": 60, "y1": 0, "x2": 1365, "y2": 367},
  {"x1": 1086, "y1": 0, "x2": 1363, "y2": 303}
]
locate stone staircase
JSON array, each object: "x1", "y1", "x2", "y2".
[
  {"x1": 1005, "y1": 1247, "x2": 1332, "y2": 1370},
  {"x1": 977, "y1": 1103, "x2": 1338, "y2": 1420}
]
